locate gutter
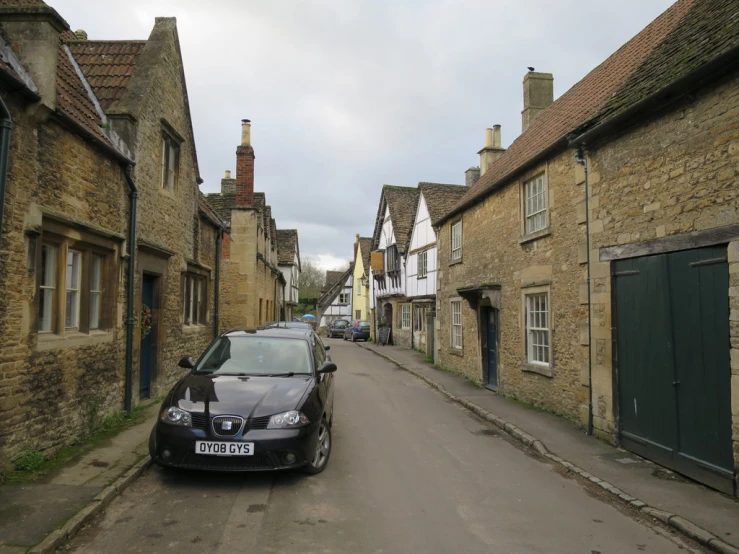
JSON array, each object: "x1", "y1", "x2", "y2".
[
  {"x1": 123, "y1": 164, "x2": 138, "y2": 416},
  {"x1": 571, "y1": 43, "x2": 739, "y2": 147},
  {"x1": 0, "y1": 97, "x2": 11, "y2": 250}
]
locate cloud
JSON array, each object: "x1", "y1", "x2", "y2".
[{"x1": 53, "y1": 0, "x2": 675, "y2": 262}]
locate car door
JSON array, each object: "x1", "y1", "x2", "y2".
[{"x1": 312, "y1": 336, "x2": 334, "y2": 420}]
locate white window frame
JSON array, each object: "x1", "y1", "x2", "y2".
[
  {"x1": 39, "y1": 244, "x2": 57, "y2": 332},
  {"x1": 451, "y1": 221, "x2": 462, "y2": 261},
  {"x1": 524, "y1": 173, "x2": 548, "y2": 235},
  {"x1": 525, "y1": 292, "x2": 550, "y2": 366},
  {"x1": 339, "y1": 292, "x2": 350, "y2": 305},
  {"x1": 417, "y1": 250, "x2": 427, "y2": 278},
  {"x1": 65, "y1": 250, "x2": 82, "y2": 329},
  {"x1": 400, "y1": 304, "x2": 411, "y2": 329},
  {"x1": 89, "y1": 254, "x2": 103, "y2": 330},
  {"x1": 451, "y1": 300, "x2": 462, "y2": 349}
]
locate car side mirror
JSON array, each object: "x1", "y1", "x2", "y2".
[
  {"x1": 317, "y1": 362, "x2": 337, "y2": 374},
  {"x1": 324, "y1": 345, "x2": 331, "y2": 351},
  {"x1": 178, "y1": 356, "x2": 195, "y2": 369}
]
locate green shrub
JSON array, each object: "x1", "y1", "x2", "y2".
[{"x1": 14, "y1": 449, "x2": 46, "y2": 472}]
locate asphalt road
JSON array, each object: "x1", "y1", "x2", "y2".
[{"x1": 61, "y1": 341, "x2": 699, "y2": 554}]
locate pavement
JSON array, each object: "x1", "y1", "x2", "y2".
[
  {"x1": 0, "y1": 401, "x2": 159, "y2": 554},
  {"x1": 1, "y1": 341, "x2": 737, "y2": 553},
  {"x1": 357, "y1": 341, "x2": 739, "y2": 554}
]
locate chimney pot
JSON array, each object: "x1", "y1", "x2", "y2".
[
  {"x1": 484, "y1": 128, "x2": 493, "y2": 148},
  {"x1": 478, "y1": 125, "x2": 505, "y2": 176},
  {"x1": 74, "y1": 29, "x2": 87, "y2": 40},
  {"x1": 224, "y1": 170, "x2": 231, "y2": 179},
  {"x1": 493, "y1": 124, "x2": 502, "y2": 148},
  {"x1": 241, "y1": 119, "x2": 251, "y2": 146}
]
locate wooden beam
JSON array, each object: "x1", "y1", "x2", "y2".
[{"x1": 599, "y1": 224, "x2": 739, "y2": 261}]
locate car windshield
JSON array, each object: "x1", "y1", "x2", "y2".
[{"x1": 194, "y1": 336, "x2": 312, "y2": 376}]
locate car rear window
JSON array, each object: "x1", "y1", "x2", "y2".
[
  {"x1": 195, "y1": 336, "x2": 312, "y2": 375},
  {"x1": 359, "y1": 320, "x2": 370, "y2": 328}
]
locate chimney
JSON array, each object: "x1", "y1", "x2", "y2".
[
  {"x1": 354, "y1": 233, "x2": 360, "y2": 260},
  {"x1": 477, "y1": 125, "x2": 505, "y2": 176},
  {"x1": 522, "y1": 71, "x2": 553, "y2": 131},
  {"x1": 235, "y1": 119, "x2": 255, "y2": 207},
  {"x1": 74, "y1": 29, "x2": 87, "y2": 40},
  {"x1": 221, "y1": 169, "x2": 235, "y2": 194},
  {"x1": 465, "y1": 167, "x2": 480, "y2": 187},
  {"x1": 0, "y1": 5, "x2": 69, "y2": 110}
]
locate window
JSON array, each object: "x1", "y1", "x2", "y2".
[
  {"x1": 355, "y1": 310, "x2": 361, "y2": 319},
  {"x1": 37, "y1": 230, "x2": 113, "y2": 336},
  {"x1": 183, "y1": 272, "x2": 207, "y2": 325},
  {"x1": 526, "y1": 293, "x2": 550, "y2": 365},
  {"x1": 451, "y1": 301, "x2": 462, "y2": 349},
  {"x1": 313, "y1": 336, "x2": 326, "y2": 367},
  {"x1": 417, "y1": 250, "x2": 427, "y2": 278},
  {"x1": 339, "y1": 292, "x2": 350, "y2": 305},
  {"x1": 451, "y1": 222, "x2": 462, "y2": 261},
  {"x1": 414, "y1": 305, "x2": 427, "y2": 332},
  {"x1": 524, "y1": 174, "x2": 548, "y2": 235},
  {"x1": 38, "y1": 244, "x2": 57, "y2": 332},
  {"x1": 161, "y1": 132, "x2": 180, "y2": 191},
  {"x1": 400, "y1": 304, "x2": 411, "y2": 329},
  {"x1": 89, "y1": 254, "x2": 103, "y2": 329},
  {"x1": 386, "y1": 244, "x2": 400, "y2": 273}
]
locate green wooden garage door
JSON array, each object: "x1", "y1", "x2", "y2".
[{"x1": 614, "y1": 245, "x2": 734, "y2": 494}]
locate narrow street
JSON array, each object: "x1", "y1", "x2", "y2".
[{"x1": 61, "y1": 342, "x2": 699, "y2": 554}]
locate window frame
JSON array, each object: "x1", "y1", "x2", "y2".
[
  {"x1": 523, "y1": 173, "x2": 549, "y2": 237},
  {"x1": 65, "y1": 249, "x2": 82, "y2": 329},
  {"x1": 450, "y1": 221, "x2": 462, "y2": 262},
  {"x1": 521, "y1": 284, "x2": 553, "y2": 377},
  {"x1": 338, "y1": 292, "x2": 350, "y2": 305},
  {"x1": 450, "y1": 300, "x2": 462, "y2": 350},
  {"x1": 161, "y1": 127, "x2": 181, "y2": 192},
  {"x1": 38, "y1": 243, "x2": 58, "y2": 332},
  {"x1": 400, "y1": 304, "x2": 411, "y2": 329},
  {"x1": 182, "y1": 269, "x2": 208, "y2": 326},
  {"x1": 417, "y1": 250, "x2": 428, "y2": 279}
]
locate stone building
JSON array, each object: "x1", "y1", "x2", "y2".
[
  {"x1": 568, "y1": 0, "x2": 739, "y2": 495},
  {"x1": 206, "y1": 121, "x2": 287, "y2": 330},
  {"x1": 434, "y1": 0, "x2": 738, "y2": 494},
  {"x1": 369, "y1": 185, "x2": 419, "y2": 347},
  {"x1": 0, "y1": 2, "x2": 223, "y2": 463}
]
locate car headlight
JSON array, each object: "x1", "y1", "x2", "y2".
[
  {"x1": 267, "y1": 410, "x2": 310, "y2": 429},
  {"x1": 160, "y1": 406, "x2": 192, "y2": 427}
]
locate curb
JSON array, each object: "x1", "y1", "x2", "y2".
[
  {"x1": 28, "y1": 454, "x2": 152, "y2": 554},
  {"x1": 358, "y1": 343, "x2": 739, "y2": 554}
]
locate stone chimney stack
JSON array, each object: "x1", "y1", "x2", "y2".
[
  {"x1": 235, "y1": 119, "x2": 255, "y2": 207},
  {"x1": 221, "y1": 169, "x2": 235, "y2": 194},
  {"x1": 465, "y1": 167, "x2": 481, "y2": 187},
  {"x1": 0, "y1": 5, "x2": 69, "y2": 110},
  {"x1": 522, "y1": 71, "x2": 553, "y2": 131},
  {"x1": 478, "y1": 125, "x2": 505, "y2": 176}
]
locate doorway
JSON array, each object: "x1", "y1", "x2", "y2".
[
  {"x1": 482, "y1": 307, "x2": 498, "y2": 391},
  {"x1": 139, "y1": 274, "x2": 158, "y2": 399}
]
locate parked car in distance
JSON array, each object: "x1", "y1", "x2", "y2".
[
  {"x1": 327, "y1": 319, "x2": 350, "y2": 338},
  {"x1": 149, "y1": 327, "x2": 336, "y2": 474},
  {"x1": 344, "y1": 320, "x2": 371, "y2": 342}
]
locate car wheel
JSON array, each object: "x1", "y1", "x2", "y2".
[
  {"x1": 351, "y1": 334, "x2": 356, "y2": 342},
  {"x1": 303, "y1": 418, "x2": 332, "y2": 475}
]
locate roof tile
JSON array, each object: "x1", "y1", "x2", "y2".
[
  {"x1": 276, "y1": 229, "x2": 298, "y2": 265},
  {"x1": 418, "y1": 182, "x2": 466, "y2": 226}
]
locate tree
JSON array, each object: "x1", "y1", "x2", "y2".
[{"x1": 298, "y1": 258, "x2": 325, "y2": 300}]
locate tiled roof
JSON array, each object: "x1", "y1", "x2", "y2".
[
  {"x1": 439, "y1": 0, "x2": 695, "y2": 225},
  {"x1": 276, "y1": 229, "x2": 298, "y2": 265},
  {"x1": 323, "y1": 270, "x2": 344, "y2": 291},
  {"x1": 380, "y1": 185, "x2": 419, "y2": 252},
  {"x1": 579, "y1": 0, "x2": 739, "y2": 135},
  {"x1": 204, "y1": 193, "x2": 235, "y2": 223},
  {"x1": 359, "y1": 237, "x2": 372, "y2": 273},
  {"x1": 67, "y1": 41, "x2": 146, "y2": 110},
  {"x1": 418, "y1": 182, "x2": 466, "y2": 226},
  {"x1": 0, "y1": 0, "x2": 48, "y2": 6},
  {"x1": 318, "y1": 264, "x2": 354, "y2": 308},
  {"x1": 56, "y1": 44, "x2": 110, "y2": 145}
]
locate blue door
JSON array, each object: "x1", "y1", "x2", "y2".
[
  {"x1": 139, "y1": 275, "x2": 156, "y2": 399},
  {"x1": 484, "y1": 307, "x2": 498, "y2": 391}
]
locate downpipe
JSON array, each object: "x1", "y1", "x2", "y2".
[
  {"x1": 123, "y1": 164, "x2": 138, "y2": 416},
  {"x1": 213, "y1": 227, "x2": 222, "y2": 337},
  {"x1": 576, "y1": 148, "x2": 594, "y2": 436},
  {"x1": 0, "y1": 97, "x2": 12, "y2": 250}
]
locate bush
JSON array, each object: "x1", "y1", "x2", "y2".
[{"x1": 14, "y1": 449, "x2": 46, "y2": 472}]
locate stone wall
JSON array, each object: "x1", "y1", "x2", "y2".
[
  {"x1": 436, "y1": 150, "x2": 588, "y2": 425},
  {"x1": 586, "y1": 73, "x2": 739, "y2": 461},
  {"x1": 0, "y1": 92, "x2": 130, "y2": 463}
]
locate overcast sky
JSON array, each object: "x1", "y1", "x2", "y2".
[{"x1": 54, "y1": 0, "x2": 675, "y2": 270}]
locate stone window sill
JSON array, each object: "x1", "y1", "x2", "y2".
[
  {"x1": 182, "y1": 324, "x2": 208, "y2": 333},
  {"x1": 36, "y1": 329, "x2": 114, "y2": 351},
  {"x1": 449, "y1": 258, "x2": 463, "y2": 266},
  {"x1": 448, "y1": 348, "x2": 463, "y2": 357},
  {"x1": 522, "y1": 361, "x2": 553, "y2": 377},
  {"x1": 519, "y1": 228, "x2": 551, "y2": 245}
]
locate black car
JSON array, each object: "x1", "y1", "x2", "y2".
[
  {"x1": 149, "y1": 327, "x2": 336, "y2": 474},
  {"x1": 327, "y1": 319, "x2": 349, "y2": 338}
]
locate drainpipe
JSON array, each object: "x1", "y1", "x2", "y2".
[
  {"x1": 576, "y1": 148, "x2": 594, "y2": 436},
  {"x1": 213, "y1": 227, "x2": 222, "y2": 337},
  {"x1": 0, "y1": 97, "x2": 12, "y2": 250},
  {"x1": 123, "y1": 164, "x2": 138, "y2": 416}
]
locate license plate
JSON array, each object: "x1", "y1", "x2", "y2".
[{"x1": 195, "y1": 441, "x2": 254, "y2": 456}]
